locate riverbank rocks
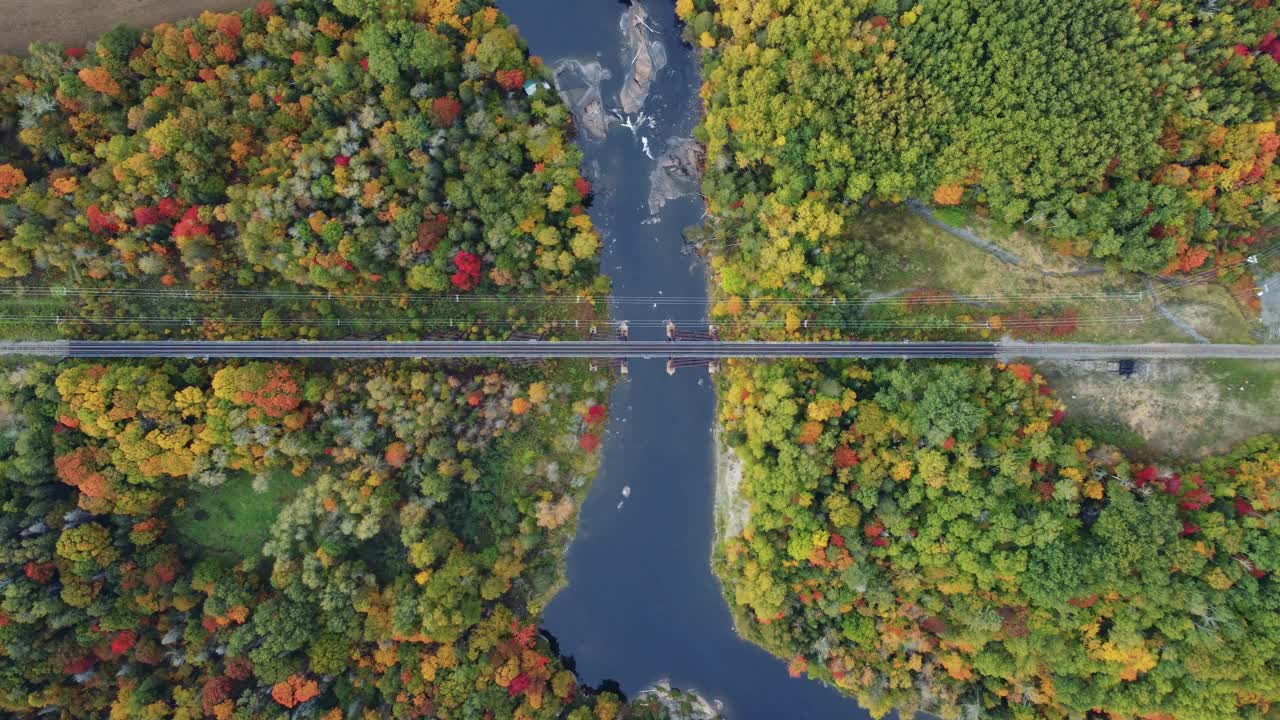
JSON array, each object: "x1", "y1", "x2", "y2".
[
  {"x1": 632, "y1": 681, "x2": 724, "y2": 719},
  {"x1": 553, "y1": 59, "x2": 611, "y2": 140},
  {"x1": 648, "y1": 137, "x2": 706, "y2": 215},
  {"x1": 619, "y1": 2, "x2": 666, "y2": 114}
]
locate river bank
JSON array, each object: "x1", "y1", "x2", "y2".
[
  {"x1": 713, "y1": 424, "x2": 748, "y2": 545},
  {"x1": 502, "y1": 2, "x2": 871, "y2": 718}
]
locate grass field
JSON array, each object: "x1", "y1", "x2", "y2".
[
  {"x1": 856, "y1": 209, "x2": 1197, "y2": 344},
  {"x1": 1157, "y1": 282, "x2": 1258, "y2": 344},
  {"x1": 1039, "y1": 358, "x2": 1280, "y2": 459},
  {"x1": 174, "y1": 469, "x2": 310, "y2": 560}
]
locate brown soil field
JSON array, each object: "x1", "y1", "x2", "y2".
[{"x1": 1, "y1": 0, "x2": 253, "y2": 56}]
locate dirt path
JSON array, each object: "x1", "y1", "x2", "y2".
[
  {"x1": 905, "y1": 199, "x2": 1105, "y2": 278},
  {"x1": 905, "y1": 199, "x2": 1023, "y2": 266},
  {"x1": 0, "y1": 0, "x2": 251, "y2": 56},
  {"x1": 1146, "y1": 278, "x2": 1211, "y2": 344}
]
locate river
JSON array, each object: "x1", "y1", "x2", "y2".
[{"x1": 498, "y1": 2, "x2": 872, "y2": 718}]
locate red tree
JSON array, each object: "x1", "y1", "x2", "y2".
[
  {"x1": 133, "y1": 206, "x2": 162, "y2": 227},
  {"x1": 508, "y1": 673, "x2": 532, "y2": 696},
  {"x1": 86, "y1": 205, "x2": 121, "y2": 235},
  {"x1": 495, "y1": 69, "x2": 525, "y2": 91},
  {"x1": 432, "y1": 96, "x2": 462, "y2": 126},
  {"x1": 414, "y1": 213, "x2": 449, "y2": 253},
  {"x1": 1134, "y1": 465, "x2": 1158, "y2": 487},
  {"x1": 201, "y1": 676, "x2": 235, "y2": 716},
  {"x1": 24, "y1": 561, "x2": 55, "y2": 584},
  {"x1": 157, "y1": 197, "x2": 182, "y2": 219},
  {"x1": 834, "y1": 446, "x2": 859, "y2": 468},
  {"x1": 451, "y1": 250, "x2": 481, "y2": 291},
  {"x1": 172, "y1": 206, "x2": 210, "y2": 240},
  {"x1": 110, "y1": 630, "x2": 136, "y2": 656}
]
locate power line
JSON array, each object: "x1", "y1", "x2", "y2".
[
  {"x1": 0, "y1": 282, "x2": 1206, "y2": 311},
  {"x1": 1, "y1": 244, "x2": 1269, "y2": 309},
  {"x1": 0, "y1": 241, "x2": 1269, "y2": 331},
  {"x1": 4, "y1": 313, "x2": 1150, "y2": 333}
]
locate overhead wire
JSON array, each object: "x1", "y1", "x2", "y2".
[
  {"x1": 0, "y1": 241, "x2": 1269, "y2": 342},
  {"x1": 0, "y1": 239, "x2": 1271, "y2": 310},
  {"x1": 0, "y1": 313, "x2": 1150, "y2": 333}
]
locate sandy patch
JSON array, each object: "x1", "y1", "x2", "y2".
[
  {"x1": 713, "y1": 427, "x2": 749, "y2": 543},
  {"x1": 1, "y1": 0, "x2": 252, "y2": 56}
]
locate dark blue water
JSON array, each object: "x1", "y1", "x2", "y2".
[{"x1": 500, "y1": 3, "x2": 873, "y2": 718}]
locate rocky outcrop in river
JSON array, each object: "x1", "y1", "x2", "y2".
[
  {"x1": 633, "y1": 681, "x2": 725, "y2": 720},
  {"x1": 619, "y1": 2, "x2": 666, "y2": 113},
  {"x1": 554, "y1": 59, "x2": 612, "y2": 140},
  {"x1": 648, "y1": 137, "x2": 706, "y2": 215}
]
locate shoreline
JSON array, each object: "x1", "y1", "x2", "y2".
[{"x1": 711, "y1": 424, "x2": 748, "y2": 549}]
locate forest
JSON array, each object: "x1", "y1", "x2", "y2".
[
  {"x1": 0, "y1": 0, "x2": 605, "y2": 339},
  {"x1": 680, "y1": 0, "x2": 1279, "y2": 303},
  {"x1": 683, "y1": 5, "x2": 1280, "y2": 717},
  {"x1": 716, "y1": 358, "x2": 1279, "y2": 719},
  {"x1": 2, "y1": 0, "x2": 1279, "y2": 718},
  {"x1": 0, "y1": 356, "x2": 640, "y2": 719},
  {"x1": 0, "y1": 2, "x2": 705, "y2": 719}
]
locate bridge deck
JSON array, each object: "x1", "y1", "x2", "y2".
[{"x1": 0, "y1": 340, "x2": 1276, "y2": 361}]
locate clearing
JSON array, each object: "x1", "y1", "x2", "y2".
[
  {"x1": 174, "y1": 469, "x2": 309, "y2": 560},
  {"x1": 1039, "y1": 357, "x2": 1280, "y2": 459},
  {"x1": 859, "y1": 207, "x2": 1261, "y2": 345},
  {"x1": 860, "y1": 207, "x2": 1278, "y2": 458}
]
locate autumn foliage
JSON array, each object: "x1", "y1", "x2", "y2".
[
  {"x1": 212, "y1": 363, "x2": 301, "y2": 418},
  {"x1": 931, "y1": 184, "x2": 964, "y2": 206},
  {"x1": 718, "y1": 358, "x2": 1280, "y2": 719},
  {"x1": 0, "y1": 164, "x2": 25, "y2": 199},
  {"x1": 432, "y1": 96, "x2": 463, "y2": 126},
  {"x1": 271, "y1": 674, "x2": 320, "y2": 708},
  {"x1": 450, "y1": 250, "x2": 482, "y2": 291},
  {"x1": 495, "y1": 68, "x2": 525, "y2": 91},
  {"x1": 0, "y1": 0, "x2": 600, "y2": 301}
]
